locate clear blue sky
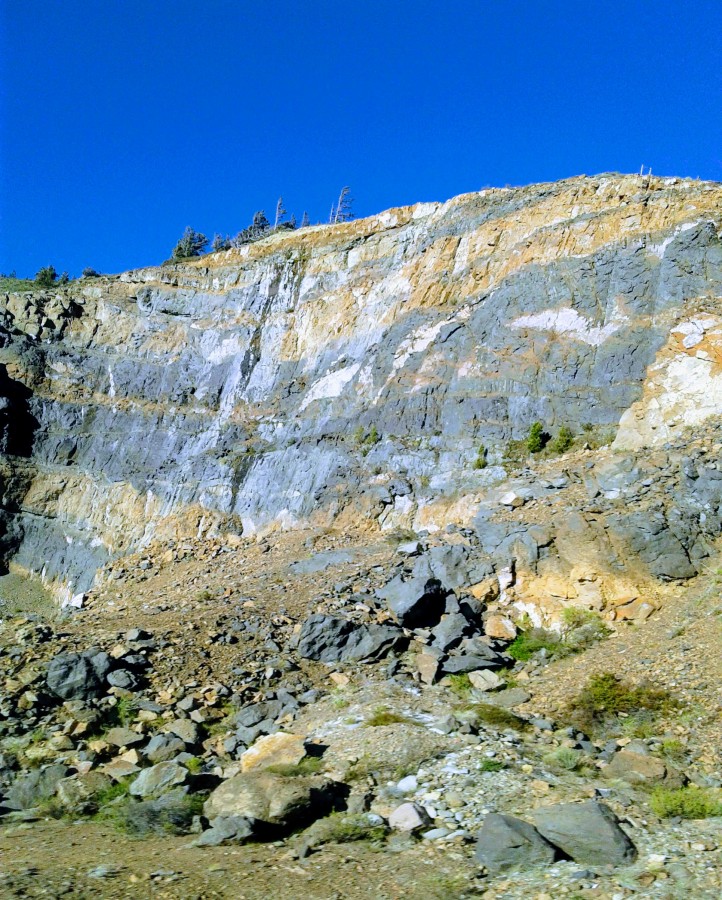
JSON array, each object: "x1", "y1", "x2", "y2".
[{"x1": 1, "y1": 1, "x2": 720, "y2": 277}]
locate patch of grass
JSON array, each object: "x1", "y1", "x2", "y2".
[
  {"x1": 0, "y1": 274, "x2": 35, "y2": 293},
  {"x1": 365, "y1": 706, "x2": 417, "y2": 727},
  {"x1": 303, "y1": 811, "x2": 388, "y2": 846},
  {"x1": 565, "y1": 672, "x2": 676, "y2": 735},
  {"x1": 478, "y1": 758, "x2": 504, "y2": 773},
  {"x1": 507, "y1": 628, "x2": 570, "y2": 661},
  {"x1": 413, "y1": 871, "x2": 474, "y2": 899},
  {"x1": 659, "y1": 738, "x2": 686, "y2": 762},
  {"x1": 93, "y1": 778, "x2": 132, "y2": 811},
  {"x1": 649, "y1": 786, "x2": 722, "y2": 819},
  {"x1": 183, "y1": 756, "x2": 203, "y2": 775},
  {"x1": 267, "y1": 757, "x2": 324, "y2": 777},
  {"x1": 464, "y1": 702, "x2": 529, "y2": 732},
  {"x1": 445, "y1": 673, "x2": 473, "y2": 698},
  {"x1": 542, "y1": 747, "x2": 584, "y2": 771}
]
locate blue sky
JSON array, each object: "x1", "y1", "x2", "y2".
[{"x1": 1, "y1": 1, "x2": 720, "y2": 277}]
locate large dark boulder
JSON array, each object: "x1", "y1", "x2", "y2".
[
  {"x1": 5, "y1": 764, "x2": 69, "y2": 810},
  {"x1": 297, "y1": 614, "x2": 404, "y2": 664},
  {"x1": 533, "y1": 800, "x2": 637, "y2": 866},
  {"x1": 475, "y1": 813, "x2": 557, "y2": 874},
  {"x1": 46, "y1": 650, "x2": 111, "y2": 701},
  {"x1": 376, "y1": 574, "x2": 447, "y2": 627}
]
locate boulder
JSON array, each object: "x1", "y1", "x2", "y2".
[
  {"x1": 468, "y1": 670, "x2": 505, "y2": 692},
  {"x1": 431, "y1": 613, "x2": 472, "y2": 651},
  {"x1": 240, "y1": 733, "x2": 307, "y2": 773},
  {"x1": 533, "y1": 801, "x2": 637, "y2": 866},
  {"x1": 376, "y1": 574, "x2": 447, "y2": 628},
  {"x1": 388, "y1": 802, "x2": 430, "y2": 832},
  {"x1": 144, "y1": 733, "x2": 187, "y2": 763},
  {"x1": 129, "y1": 762, "x2": 187, "y2": 799},
  {"x1": 475, "y1": 813, "x2": 557, "y2": 874},
  {"x1": 204, "y1": 772, "x2": 337, "y2": 829},
  {"x1": 298, "y1": 614, "x2": 403, "y2": 663},
  {"x1": 484, "y1": 615, "x2": 517, "y2": 641},
  {"x1": 603, "y1": 750, "x2": 684, "y2": 787},
  {"x1": 46, "y1": 651, "x2": 111, "y2": 701},
  {"x1": 194, "y1": 815, "x2": 255, "y2": 846},
  {"x1": 5, "y1": 764, "x2": 69, "y2": 810},
  {"x1": 104, "y1": 727, "x2": 144, "y2": 748},
  {"x1": 120, "y1": 788, "x2": 197, "y2": 836}
]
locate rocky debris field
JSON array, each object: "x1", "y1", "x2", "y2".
[{"x1": 2, "y1": 496, "x2": 722, "y2": 899}]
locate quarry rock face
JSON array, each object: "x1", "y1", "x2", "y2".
[{"x1": 1, "y1": 174, "x2": 722, "y2": 611}]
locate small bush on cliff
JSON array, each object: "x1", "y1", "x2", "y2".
[{"x1": 473, "y1": 444, "x2": 488, "y2": 469}]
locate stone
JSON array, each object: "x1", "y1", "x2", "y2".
[
  {"x1": 297, "y1": 614, "x2": 403, "y2": 663},
  {"x1": 204, "y1": 772, "x2": 337, "y2": 828},
  {"x1": 533, "y1": 801, "x2": 637, "y2": 866},
  {"x1": 468, "y1": 670, "x2": 505, "y2": 692},
  {"x1": 603, "y1": 750, "x2": 684, "y2": 787},
  {"x1": 500, "y1": 492, "x2": 525, "y2": 508},
  {"x1": 240, "y1": 733, "x2": 307, "y2": 773},
  {"x1": 165, "y1": 718, "x2": 200, "y2": 745},
  {"x1": 396, "y1": 775, "x2": 418, "y2": 793},
  {"x1": 121, "y1": 788, "x2": 196, "y2": 836},
  {"x1": 442, "y1": 650, "x2": 505, "y2": 675},
  {"x1": 129, "y1": 762, "x2": 187, "y2": 799},
  {"x1": 416, "y1": 652, "x2": 440, "y2": 685},
  {"x1": 431, "y1": 613, "x2": 471, "y2": 651},
  {"x1": 388, "y1": 802, "x2": 430, "y2": 832},
  {"x1": 5, "y1": 764, "x2": 69, "y2": 810},
  {"x1": 486, "y1": 688, "x2": 531, "y2": 708},
  {"x1": 376, "y1": 574, "x2": 447, "y2": 628},
  {"x1": 104, "y1": 727, "x2": 144, "y2": 748},
  {"x1": 56, "y1": 772, "x2": 112, "y2": 813},
  {"x1": 484, "y1": 614, "x2": 517, "y2": 641},
  {"x1": 106, "y1": 669, "x2": 138, "y2": 690},
  {"x1": 475, "y1": 813, "x2": 557, "y2": 874},
  {"x1": 46, "y1": 651, "x2": 110, "y2": 701},
  {"x1": 101, "y1": 759, "x2": 141, "y2": 780},
  {"x1": 194, "y1": 815, "x2": 255, "y2": 846},
  {"x1": 144, "y1": 733, "x2": 187, "y2": 763}
]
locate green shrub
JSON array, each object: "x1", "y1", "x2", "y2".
[
  {"x1": 526, "y1": 421, "x2": 547, "y2": 453},
  {"x1": 507, "y1": 628, "x2": 569, "y2": 661},
  {"x1": 473, "y1": 445, "x2": 488, "y2": 469},
  {"x1": 550, "y1": 425, "x2": 574, "y2": 454},
  {"x1": 565, "y1": 672, "x2": 675, "y2": 734},
  {"x1": 543, "y1": 747, "x2": 583, "y2": 771},
  {"x1": 478, "y1": 758, "x2": 504, "y2": 772},
  {"x1": 365, "y1": 706, "x2": 417, "y2": 727},
  {"x1": 35, "y1": 265, "x2": 58, "y2": 288},
  {"x1": 302, "y1": 811, "x2": 387, "y2": 845},
  {"x1": 649, "y1": 786, "x2": 722, "y2": 819},
  {"x1": 445, "y1": 673, "x2": 473, "y2": 698},
  {"x1": 465, "y1": 702, "x2": 528, "y2": 731}
]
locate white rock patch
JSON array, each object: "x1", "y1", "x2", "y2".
[{"x1": 509, "y1": 307, "x2": 625, "y2": 346}]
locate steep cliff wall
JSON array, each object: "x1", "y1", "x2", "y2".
[{"x1": 1, "y1": 173, "x2": 721, "y2": 603}]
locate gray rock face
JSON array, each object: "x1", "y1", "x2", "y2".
[
  {"x1": 475, "y1": 813, "x2": 558, "y2": 874},
  {"x1": 46, "y1": 651, "x2": 111, "y2": 701},
  {"x1": 532, "y1": 800, "x2": 637, "y2": 866},
  {"x1": 297, "y1": 614, "x2": 404, "y2": 663},
  {"x1": 144, "y1": 733, "x2": 187, "y2": 763},
  {"x1": 1, "y1": 175, "x2": 721, "y2": 601}
]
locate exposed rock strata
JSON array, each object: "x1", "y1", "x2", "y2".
[{"x1": 1, "y1": 173, "x2": 722, "y2": 605}]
